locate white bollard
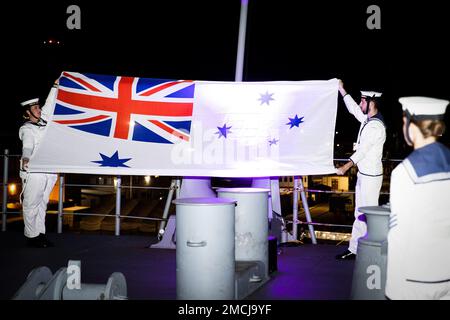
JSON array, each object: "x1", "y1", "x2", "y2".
[
  {"x1": 174, "y1": 197, "x2": 236, "y2": 300},
  {"x1": 351, "y1": 205, "x2": 390, "y2": 300},
  {"x1": 217, "y1": 188, "x2": 270, "y2": 278}
]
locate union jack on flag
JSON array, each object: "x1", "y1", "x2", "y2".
[{"x1": 53, "y1": 72, "x2": 195, "y2": 144}]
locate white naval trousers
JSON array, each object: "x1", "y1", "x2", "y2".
[
  {"x1": 21, "y1": 173, "x2": 57, "y2": 238},
  {"x1": 348, "y1": 172, "x2": 383, "y2": 254}
]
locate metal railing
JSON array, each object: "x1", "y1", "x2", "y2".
[{"x1": 1, "y1": 149, "x2": 402, "y2": 242}]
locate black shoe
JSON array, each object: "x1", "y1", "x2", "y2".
[
  {"x1": 26, "y1": 236, "x2": 42, "y2": 248},
  {"x1": 335, "y1": 249, "x2": 356, "y2": 260},
  {"x1": 39, "y1": 233, "x2": 54, "y2": 247}
]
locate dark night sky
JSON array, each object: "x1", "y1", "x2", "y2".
[{"x1": 3, "y1": 0, "x2": 450, "y2": 158}]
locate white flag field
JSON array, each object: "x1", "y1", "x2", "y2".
[{"x1": 29, "y1": 72, "x2": 339, "y2": 177}]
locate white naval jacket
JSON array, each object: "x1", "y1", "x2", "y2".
[
  {"x1": 386, "y1": 142, "x2": 450, "y2": 293},
  {"x1": 343, "y1": 94, "x2": 386, "y2": 176},
  {"x1": 19, "y1": 87, "x2": 57, "y2": 165}
]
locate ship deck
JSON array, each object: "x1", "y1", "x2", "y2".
[{"x1": 0, "y1": 231, "x2": 354, "y2": 300}]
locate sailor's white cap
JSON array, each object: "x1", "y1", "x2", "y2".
[
  {"x1": 361, "y1": 91, "x2": 382, "y2": 98},
  {"x1": 20, "y1": 98, "x2": 39, "y2": 107},
  {"x1": 399, "y1": 96, "x2": 449, "y2": 117}
]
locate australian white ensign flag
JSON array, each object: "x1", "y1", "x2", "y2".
[{"x1": 29, "y1": 72, "x2": 338, "y2": 177}]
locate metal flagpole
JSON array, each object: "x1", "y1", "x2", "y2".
[{"x1": 235, "y1": 0, "x2": 249, "y2": 82}]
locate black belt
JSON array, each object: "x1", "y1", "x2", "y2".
[
  {"x1": 358, "y1": 171, "x2": 383, "y2": 177},
  {"x1": 407, "y1": 278, "x2": 450, "y2": 284}
]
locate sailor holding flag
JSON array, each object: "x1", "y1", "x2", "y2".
[{"x1": 19, "y1": 79, "x2": 59, "y2": 248}]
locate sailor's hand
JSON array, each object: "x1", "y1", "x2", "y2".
[
  {"x1": 336, "y1": 166, "x2": 346, "y2": 176},
  {"x1": 22, "y1": 159, "x2": 29, "y2": 171},
  {"x1": 22, "y1": 159, "x2": 29, "y2": 170},
  {"x1": 338, "y1": 79, "x2": 347, "y2": 97}
]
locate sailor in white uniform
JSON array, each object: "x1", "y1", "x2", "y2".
[
  {"x1": 19, "y1": 80, "x2": 59, "y2": 248},
  {"x1": 335, "y1": 80, "x2": 386, "y2": 259},
  {"x1": 386, "y1": 96, "x2": 450, "y2": 300}
]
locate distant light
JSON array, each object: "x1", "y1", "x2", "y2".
[
  {"x1": 159, "y1": 197, "x2": 163, "y2": 200},
  {"x1": 337, "y1": 144, "x2": 340, "y2": 147},
  {"x1": 113, "y1": 177, "x2": 118, "y2": 188},
  {"x1": 57, "y1": 41, "x2": 60, "y2": 45},
  {"x1": 154, "y1": 175, "x2": 159, "y2": 178},
  {"x1": 144, "y1": 176, "x2": 151, "y2": 185},
  {"x1": 43, "y1": 41, "x2": 46, "y2": 44},
  {"x1": 8, "y1": 183, "x2": 17, "y2": 195},
  {"x1": 49, "y1": 39, "x2": 53, "y2": 44},
  {"x1": 336, "y1": 131, "x2": 339, "y2": 134}
]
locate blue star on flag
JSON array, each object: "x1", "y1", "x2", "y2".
[
  {"x1": 268, "y1": 138, "x2": 279, "y2": 146},
  {"x1": 258, "y1": 91, "x2": 275, "y2": 105},
  {"x1": 92, "y1": 150, "x2": 132, "y2": 167},
  {"x1": 286, "y1": 115, "x2": 304, "y2": 129},
  {"x1": 215, "y1": 124, "x2": 232, "y2": 138}
]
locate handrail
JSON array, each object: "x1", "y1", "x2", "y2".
[
  {"x1": 64, "y1": 184, "x2": 171, "y2": 190},
  {"x1": 281, "y1": 188, "x2": 390, "y2": 195},
  {"x1": 0, "y1": 210, "x2": 168, "y2": 221},
  {"x1": 296, "y1": 221, "x2": 352, "y2": 228}
]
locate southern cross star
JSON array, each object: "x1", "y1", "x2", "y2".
[
  {"x1": 258, "y1": 91, "x2": 275, "y2": 106},
  {"x1": 286, "y1": 115, "x2": 304, "y2": 129},
  {"x1": 92, "y1": 150, "x2": 132, "y2": 167},
  {"x1": 215, "y1": 124, "x2": 232, "y2": 138}
]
